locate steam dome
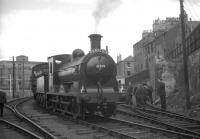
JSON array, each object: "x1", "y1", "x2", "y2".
[{"x1": 72, "y1": 49, "x2": 85, "y2": 59}]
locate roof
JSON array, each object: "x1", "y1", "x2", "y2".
[
  {"x1": 126, "y1": 69, "x2": 150, "y2": 84},
  {"x1": 123, "y1": 56, "x2": 134, "y2": 62}
]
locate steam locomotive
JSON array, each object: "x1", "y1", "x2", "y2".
[{"x1": 31, "y1": 34, "x2": 119, "y2": 118}]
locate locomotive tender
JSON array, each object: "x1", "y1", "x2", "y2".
[{"x1": 31, "y1": 34, "x2": 119, "y2": 118}]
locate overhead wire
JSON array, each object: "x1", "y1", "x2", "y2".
[
  {"x1": 189, "y1": 0, "x2": 200, "y2": 20},
  {"x1": 184, "y1": 3, "x2": 196, "y2": 20},
  {"x1": 184, "y1": 0, "x2": 196, "y2": 20},
  {"x1": 184, "y1": 0, "x2": 200, "y2": 20}
]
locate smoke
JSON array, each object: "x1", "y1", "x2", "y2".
[
  {"x1": 0, "y1": 0, "x2": 89, "y2": 35},
  {"x1": 162, "y1": 70, "x2": 176, "y2": 96},
  {"x1": 93, "y1": 0, "x2": 122, "y2": 33},
  {"x1": 155, "y1": 56, "x2": 176, "y2": 95}
]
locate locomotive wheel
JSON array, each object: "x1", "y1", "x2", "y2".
[
  {"x1": 72, "y1": 105, "x2": 80, "y2": 119},
  {"x1": 71, "y1": 100, "x2": 80, "y2": 119},
  {"x1": 70, "y1": 100, "x2": 86, "y2": 119},
  {"x1": 101, "y1": 106, "x2": 115, "y2": 117},
  {"x1": 72, "y1": 104, "x2": 86, "y2": 119},
  {"x1": 87, "y1": 106, "x2": 94, "y2": 116},
  {"x1": 80, "y1": 102, "x2": 86, "y2": 119}
]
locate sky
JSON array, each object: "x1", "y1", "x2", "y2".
[{"x1": 0, "y1": 0, "x2": 200, "y2": 62}]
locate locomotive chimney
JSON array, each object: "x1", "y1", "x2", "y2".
[{"x1": 88, "y1": 34, "x2": 102, "y2": 50}]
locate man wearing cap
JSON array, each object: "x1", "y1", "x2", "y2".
[
  {"x1": 0, "y1": 90, "x2": 7, "y2": 117},
  {"x1": 157, "y1": 79, "x2": 166, "y2": 110}
]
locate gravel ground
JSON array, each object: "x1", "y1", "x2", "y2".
[{"x1": 21, "y1": 99, "x2": 116, "y2": 139}]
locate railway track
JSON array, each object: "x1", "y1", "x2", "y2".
[
  {"x1": 10, "y1": 97, "x2": 200, "y2": 139},
  {"x1": 145, "y1": 104, "x2": 200, "y2": 132},
  {"x1": 119, "y1": 104, "x2": 200, "y2": 138},
  {"x1": 18, "y1": 97, "x2": 197, "y2": 139},
  {"x1": 18, "y1": 98, "x2": 116, "y2": 139},
  {"x1": 54, "y1": 110, "x2": 197, "y2": 139},
  {"x1": 0, "y1": 118, "x2": 42, "y2": 139},
  {"x1": 3, "y1": 97, "x2": 57, "y2": 139},
  {"x1": 84, "y1": 114, "x2": 198, "y2": 139}
]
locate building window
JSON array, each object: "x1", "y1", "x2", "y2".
[
  {"x1": 50, "y1": 63, "x2": 52, "y2": 73},
  {"x1": 8, "y1": 68, "x2": 11, "y2": 72},
  {"x1": 127, "y1": 71, "x2": 131, "y2": 76},
  {"x1": 151, "y1": 45, "x2": 153, "y2": 53},
  {"x1": 127, "y1": 62, "x2": 131, "y2": 68}
]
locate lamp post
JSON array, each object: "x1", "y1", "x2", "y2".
[
  {"x1": 9, "y1": 74, "x2": 12, "y2": 96},
  {"x1": 12, "y1": 56, "x2": 16, "y2": 98}
]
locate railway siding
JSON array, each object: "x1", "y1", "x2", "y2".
[
  {"x1": 118, "y1": 104, "x2": 200, "y2": 138},
  {"x1": 2, "y1": 97, "x2": 57, "y2": 139}
]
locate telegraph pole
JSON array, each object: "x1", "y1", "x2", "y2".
[
  {"x1": 12, "y1": 56, "x2": 16, "y2": 98},
  {"x1": 22, "y1": 59, "x2": 24, "y2": 95},
  {"x1": 180, "y1": 0, "x2": 191, "y2": 109}
]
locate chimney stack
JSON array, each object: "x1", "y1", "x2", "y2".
[{"x1": 88, "y1": 34, "x2": 102, "y2": 50}]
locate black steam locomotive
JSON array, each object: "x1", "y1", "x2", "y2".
[{"x1": 31, "y1": 34, "x2": 119, "y2": 118}]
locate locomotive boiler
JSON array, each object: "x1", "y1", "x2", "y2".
[{"x1": 31, "y1": 34, "x2": 119, "y2": 118}]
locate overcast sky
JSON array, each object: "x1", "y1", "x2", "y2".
[{"x1": 0, "y1": 0, "x2": 200, "y2": 62}]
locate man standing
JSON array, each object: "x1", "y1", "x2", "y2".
[
  {"x1": 157, "y1": 79, "x2": 166, "y2": 110},
  {"x1": 135, "y1": 84, "x2": 148, "y2": 108},
  {"x1": 131, "y1": 86, "x2": 138, "y2": 108},
  {"x1": 144, "y1": 84, "x2": 153, "y2": 104},
  {"x1": 126, "y1": 82, "x2": 133, "y2": 105},
  {"x1": 0, "y1": 90, "x2": 7, "y2": 117}
]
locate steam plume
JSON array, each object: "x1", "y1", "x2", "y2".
[{"x1": 93, "y1": 0, "x2": 122, "y2": 33}]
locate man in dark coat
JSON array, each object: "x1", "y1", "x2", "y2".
[
  {"x1": 0, "y1": 91, "x2": 7, "y2": 117},
  {"x1": 131, "y1": 86, "x2": 138, "y2": 108},
  {"x1": 126, "y1": 82, "x2": 133, "y2": 105},
  {"x1": 135, "y1": 84, "x2": 148, "y2": 108},
  {"x1": 144, "y1": 84, "x2": 153, "y2": 104},
  {"x1": 157, "y1": 79, "x2": 166, "y2": 110}
]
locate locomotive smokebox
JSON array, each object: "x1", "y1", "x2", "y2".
[{"x1": 88, "y1": 34, "x2": 102, "y2": 50}]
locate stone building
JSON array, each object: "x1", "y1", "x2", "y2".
[
  {"x1": 132, "y1": 16, "x2": 200, "y2": 101},
  {"x1": 153, "y1": 17, "x2": 180, "y2": 33},
  {"x1": 164, "y1": 23, "x2": 200, "y2": 95},
  {"x1": 0, "y1": 55, "x2": 44, "y2": 98},
  {"x1": 145, "y1": 20, "x2": 200, "y2": 100},
  {"x1": 133, "y1": 35, "x2": 154, "y2": 74},
  {"x1": 133, "y1": 17, "x2": 181, "y2": 75},
  {"x1": 116, "y1": 55, "x2": 135, "y2": 91}
]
